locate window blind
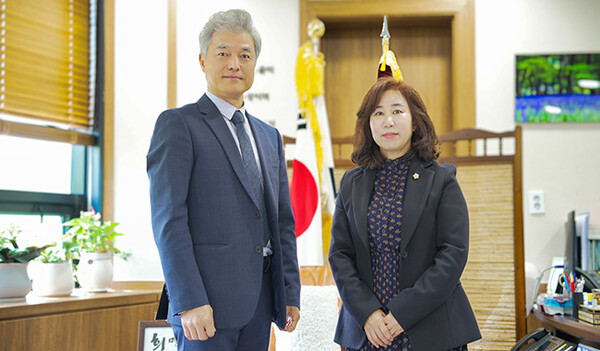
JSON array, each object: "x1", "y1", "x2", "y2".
[{"x1": 0, "y1": 0, "x2": 95, "y2": 145}]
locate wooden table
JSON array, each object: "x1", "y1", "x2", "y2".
[
  {"x1": 0, "y1": 288, "x2": 161, "y2": 351},
  {"x1": 534, "y1": 309, "x2": 600, "y2": 347}
]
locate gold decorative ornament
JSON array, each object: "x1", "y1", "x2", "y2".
[
  {"x1": 307, "y1": 19, "x2": 325, "y2": 55},
  {"x1": 307, "y1": 19, "x2": 325, "y2": 39}
]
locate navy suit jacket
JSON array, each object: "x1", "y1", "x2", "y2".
[
  {"x1": 147, "y1": 94, "x2": 300, "y2": 330},
  {"x1": 329, "y1": 158, "x2": 481, "y2": 350}
]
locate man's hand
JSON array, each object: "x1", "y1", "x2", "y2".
[
  {"x1": 282, "y1": 306, "x2": 300, "y2": 332},
  {"x1": 180, "y1": 304, "x2": 216, "y2": 341},
  {"x1": 364, "y1": 309, "x2": 393, "y2": 348},
  {"x1": 383, "y1": 312, "x2": 404, "y2": 339}
]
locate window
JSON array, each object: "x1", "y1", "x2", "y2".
[
  {"x1": 0, "y1": 135, "x2": 74, "y2": 194},
  {"x1": 0, "y1": 0, "x2": 102, "y2": 240},
  {"x1": 0, "y1": 133, "x2": 87, "y2": 222},
  {"x1": 0, "y1": 214, "x2": 63, "y2": 248}
]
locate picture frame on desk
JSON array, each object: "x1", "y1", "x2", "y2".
[{"x1": 137, "y1": 320, "x2": 176, "y2": 351}]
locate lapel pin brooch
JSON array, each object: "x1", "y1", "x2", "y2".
[{"x1": 412, "y1": 172, "x2": 420, "y2": 180}]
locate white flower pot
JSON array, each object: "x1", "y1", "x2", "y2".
[
  {"x1": 0, "y1": 263, "x2": 32, "y2": 300},
  {"x1": 78, "y1": 252, "x2": 113, "y2": 292},
  {"x1": 29, "y1": 261, "x2": 74, "y2": 297}
]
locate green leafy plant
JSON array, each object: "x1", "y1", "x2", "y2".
[
  {"x1": 0, "y1": 224, "x2": 52, "y2": 263},
  {"x1": 36, "y1": 246, "x2": 67, "y2": 263},
  {"x1": 62, "y1": 210, "x2": 130, "y2": 260}
]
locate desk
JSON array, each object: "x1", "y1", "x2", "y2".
[
  {"x1": 0, "y1": 288, "x2": 160, "y2": 351},
  {"x1": 534, "y1": 309, "x2": 600, "y2": 347}
]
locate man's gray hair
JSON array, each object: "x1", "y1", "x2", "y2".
[{"x1": 199, "y1": 9, "x2": 262, "y2": 58}]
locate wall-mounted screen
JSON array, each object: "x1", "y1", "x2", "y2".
[{"x1": 515, "y1": 53, "x2": 600, "y2": 123}]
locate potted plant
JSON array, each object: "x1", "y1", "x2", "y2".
[
  {"x1": 63, "y1": 210, "x2": 129, "y2": 292},
  {"x1": 0, "y1": 224, "x2": 52, "y2": 300},
  {"x1": 29, "y1": 246, "x2": 74, "y2": 297}
]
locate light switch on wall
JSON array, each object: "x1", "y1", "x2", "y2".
[{"x1": 528, "y1": 190, "x2": 545, "y2": 214}]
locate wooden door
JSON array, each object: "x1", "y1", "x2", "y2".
[
  {"x1": 300, "y1": 0, "x2": 475, "y2": 163},
  {"x1": 322, "y1": 18, "x2": 452, "y2": 161}
]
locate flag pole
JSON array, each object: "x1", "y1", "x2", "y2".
[
  {"x1": 293, "y1": 18, "x2": 329, "y2": 266},
  {"x1": 308, "y1": 18, "x2": 325, "y2": 56}
]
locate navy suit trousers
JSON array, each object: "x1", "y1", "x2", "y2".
[{"x1": 172, "y1": 270, "x2": 274, "y2": 351}]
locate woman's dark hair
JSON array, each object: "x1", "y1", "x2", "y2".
[{"x1": 351, "y1": 78, "x2": 440, "y2": 169}]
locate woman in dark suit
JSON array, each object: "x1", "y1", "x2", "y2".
[{"x1": 329, "y1": 77, "x2": 481, "y2": 351}]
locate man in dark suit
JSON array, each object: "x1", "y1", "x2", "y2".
[{"x1": 147, "y1": 9, "x2": 301, "y2": 351}]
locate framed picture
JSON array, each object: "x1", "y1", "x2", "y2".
[
  {"x1": 137, "y1": 320, "x2": 177, "y2": 351},
  {"x1": 515, "y1": 53, "x2": 600, "y2": 123}
]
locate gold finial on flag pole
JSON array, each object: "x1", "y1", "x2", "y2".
[
  {"x1": 378, "y1": 16, "x2": 403, "y2": 81},
  {"x1": 380, "y1": 15, "x2": 390, "y2": 50},
  {"x1": 308, "y1": 19, "x2": 325, "y2": 56}
]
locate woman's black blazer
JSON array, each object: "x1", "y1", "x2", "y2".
[{"x1": 329, "y1": 157, "x2": 481, "y2": 350}]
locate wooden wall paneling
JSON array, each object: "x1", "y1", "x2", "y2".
[
  {"x1": 391, "y1": 22, "x2": 452, "y2": 135},
  {"x1": 299, "y1": 0, "x2": 315, "y2": 44},
  {"x1": 168, "y1": 0, "x2": 177, "y2": 109},
  {"x1": 321, "y1": 21, "x2": 382, "y2": 139},
  {"x1": 450, "y1": 0, "x2": 475, "y2": 131},
  {"x1": 305, "y1": 0, "x2": 470, "y2": 19}
]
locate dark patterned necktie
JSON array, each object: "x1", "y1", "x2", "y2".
[{"x1": 232, "y1": 110, "x2": 270, "y2": 245}]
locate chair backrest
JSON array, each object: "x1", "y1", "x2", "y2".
[{"x1": 439, "y1": 126, "x2": 526, "y2": 350}]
